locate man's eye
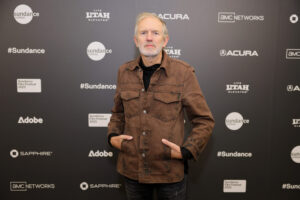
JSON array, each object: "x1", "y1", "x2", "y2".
[
  {"x1": 154, "y1": 32, "x2": 159, "y2": 35},
  {"x1": 141, "y1": 32, "x2": 146, "y2": 35}
]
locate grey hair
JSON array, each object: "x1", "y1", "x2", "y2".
[{"x1": 134, "y1": 12, "x2": 168, "y2": 38}]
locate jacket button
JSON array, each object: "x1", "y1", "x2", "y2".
[
  {"x1": 142, "y1": 153, "x2": 145, "y2": 157},
  {"x1": 141, "y1": 88, "x2": 145, "y2": 92},
  {"x1": 143, "y1": 110, "x2": 147, "y2": 114},
  {"x1": 142, "y1": 131, "x2": 146, "y2": 136}
]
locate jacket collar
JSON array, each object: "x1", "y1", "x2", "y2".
[{"x1": 127, "y1": 50, "x2": 171, "y2": 77}]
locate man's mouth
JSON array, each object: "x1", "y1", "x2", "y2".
[{"x1": 145, "y1": 44, "x2": 155, "y2": 48}]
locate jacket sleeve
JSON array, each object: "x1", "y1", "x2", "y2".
[
  {"x1": 182, "y1": 67, "x2": 215, "y2": 161},
  {"x1": 107, "y1": 68, "x2": 125, "y2": 137}
]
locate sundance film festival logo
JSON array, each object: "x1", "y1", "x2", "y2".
[
  {"x1": 287, "y1": 85, "x2": 300, "y2": 92},
  {"x1": 17, "y1": 79, "x2": 41, "y2": 93},
  {"x1": 88, "y1": 150, "x2": 113, "y2": 158},
  {"x1": 220, "y1": 49, "x2": 258, "y2": 57},
  {"x1": 217, "y1": 151, "x2": 252, "y2": 158},
  {"x1": 80, "y1": 182, "x2": 121, "y2": 191},
  {"x1": 282, "y1": 183, "x2": 300, "y2": 190},
  {"x1": 18, "y1": 116, "x2": 43, "y2": 124},
  {"x1": 218, "y1": 12, "x2": 264, "y2": 23},
  {"x1": 290, "y1": 14, "x2": 299, "y2": 24},
  {"x1": 292, "y1": 119, "x2": 300, "y2": 128},
  {"x1": 88, "y1": 113, "x2": 111, "y2": 127},
  {"x1": 10, "y1": 181, "x2": 55, "y2": 191},
  {"x1": 7, "y1": 47, "x2": 45, "y2": 54},
  {"x1": 86, "y1": 9, "x2": 110, "y2": 22},
  {"x1": 80, "y1": 83, "x2": 116, "y2": 90},
  {"x1": 223, "y1": 180, "x2": 246, "y2": 193},
  {"x1": 165, "y1": 46, "x2": 181, "y2": 58},
  {"x1": 286, "y1": 49, "x2": 300, "y2": 59},
  {"x1": 155, "y1": 13, "x2": 189, "y2": 21},
  {"x1": 87, "y1": 41, "x2": 112, "y2": 61},
  {"x1": 226, "y1": 82, "x2": 249, "y2": 94},
  {"x1": 14, "y1": 4, "x2": 39, "y2": 24},
  {"x1": 10, "y1": 149, "x2": 53, "y2": 158},
  {"x1": 225, "y1": 112, "x2": 249, "y2": 130},
  {"x1": 291, "y1": 146, "x2": 300, "y2": 163}
]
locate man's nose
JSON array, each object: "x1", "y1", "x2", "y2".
[{"x1": 146, "y1": 32, "x2": 153, "y2": 41}]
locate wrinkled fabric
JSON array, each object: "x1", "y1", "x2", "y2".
[{"x1": 108, "y1": 51, "x2": 214, "y2": 183}]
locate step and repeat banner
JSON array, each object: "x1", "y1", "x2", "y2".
[{"x1": 1, "y1": 0, "x2": 299, "y2": 199}]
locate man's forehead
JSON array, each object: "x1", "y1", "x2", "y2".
[{"x1": 137, "y1": 17, "x2": 163, "y2": 29}]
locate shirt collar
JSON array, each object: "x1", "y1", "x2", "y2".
[{"x1": 127, "y1": 50, "x2": 171, "y2": 77}]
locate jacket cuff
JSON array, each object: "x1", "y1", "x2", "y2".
[
  {"x1": 108, "y1": 133, "x2": 119, "y2": 148},
  {"x1": 180, "y1": 147, "x2": 193, "y2": 161}
]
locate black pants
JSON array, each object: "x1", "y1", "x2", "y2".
[{"x1": 124, "y1": 175, "x2": 187, "y2": 200}]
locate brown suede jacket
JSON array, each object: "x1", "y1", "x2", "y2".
[{"x1": 108, "y1": 51, "x2": 214, "y2": 183}]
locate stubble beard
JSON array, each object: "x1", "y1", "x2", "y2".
[{"x1": 138, "y1": 43, "x2": 164, "y2": 58}]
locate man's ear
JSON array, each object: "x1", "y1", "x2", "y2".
[{"x1": 163, "y1": 35, "x2": 169, "y2": 48}]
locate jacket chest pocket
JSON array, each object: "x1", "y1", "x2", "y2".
[
  {"x1": 150, "y1": 92, "x2": 181, "y2": 122},
  {"x1": 120, "y1": 91, "x2": 140, "y2": 118}
]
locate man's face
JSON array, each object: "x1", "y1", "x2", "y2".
[{"x1": 134, "y1": 17, "x2": 169, "y2": 57}]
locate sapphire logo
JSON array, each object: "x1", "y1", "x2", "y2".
[
  {"x1": 80, "y1": 182, "x2": 89, "y2": 191},
  {"x1": 80, "y1": 182, "x2": 121, "y2": 191},
  {"x1": 10, "y1": 149, "x2": 19, "y2": 158},
  {"x1": 290, "y1": 14, "x2": 299, "y2": 24},
  {"x1": 10, "y1": 149, "x2": 53, "y2": 158}
]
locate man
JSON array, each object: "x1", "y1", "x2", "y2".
[{"x1": 108, "y1": 12, "x2": 214, "y2": 200}]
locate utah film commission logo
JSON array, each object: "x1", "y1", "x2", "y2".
[
  {"x1": 86, "y1": 9, "x2": 110, "y2": 22},
  {"x1": 87, "y1": 41, "x2": 112, "y2": 61},
  {"x1": 14, "y1": 4, "x2": 39, "y2": 24},
  {"x1": 225, "y1": 112, "x2": 249, "y2": 130},
  {"x1": 226, "y1": 82, "x2": 249, "y2": 94},
  {"x1": 164, "y1": 46, "x2": 181, "y2": 58},
  {"x1": 291, "y1": 146, "x2": 300, "y2": 163},
  {"x1": 290, "y1": 14, "x2": 299, "y2": 24},
  {"x1": 292, "y1": 119, "x2": 300, "y2": 128}
]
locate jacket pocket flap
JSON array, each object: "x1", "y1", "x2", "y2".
[
  {"x1": 154, "y1": 92, "x2": 180, "y2": 103},
  {"x1": 120, "y1": 91, "x2": 140, "y2": 100}
]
